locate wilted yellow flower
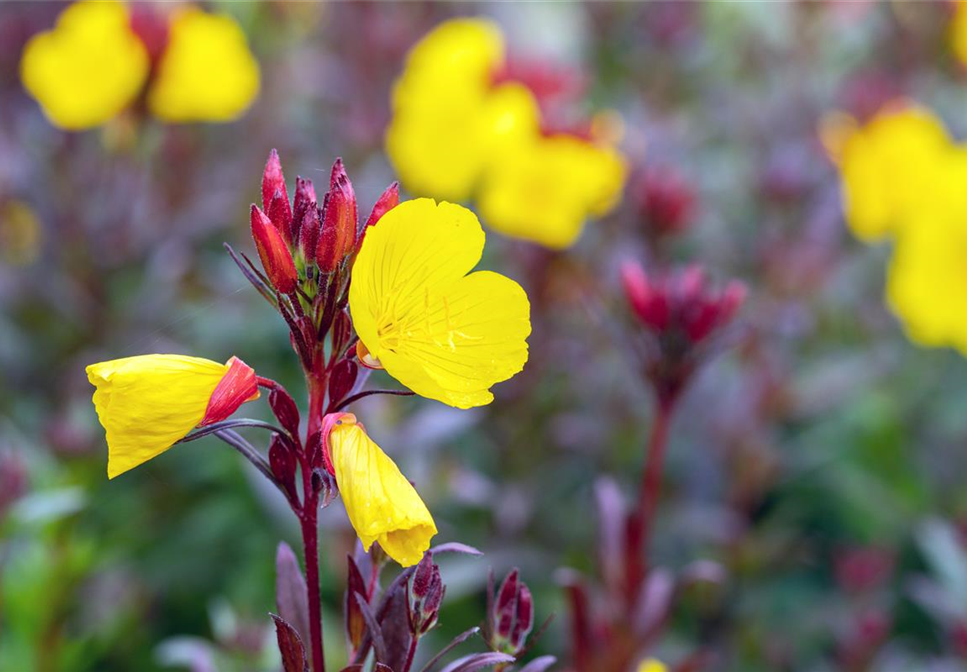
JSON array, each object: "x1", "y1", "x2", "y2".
[
  {"x1": 886, "y1": 149, "x2": 967, "y2": 353},
  {"x1": 386, "y1": 17, "x2": 627, "y2": 248},
  {"x1": 324, "y1": 413, "x2": 436, "y2": 567},
  {"x1": 349, "y1": 198, "x2": 531, "y2": 409},
  {"x1": 20, "y1": 0, "x2": 149, "y2": 130},
  {"x1": 838, "y1": 105, "x2": 949, "y2": 241},
  {"x1": 148, "y1": 7, "x2": 260, "y2": 123},
  {"x1": 637, "y1": 660, "x2": 667, "y2": 672},
  {"x1": 87, "y1": 354, "x2": 259, "y2": 478},
  {"x1": 478, "y1": 134, "x2": 628, "y2": 249}
]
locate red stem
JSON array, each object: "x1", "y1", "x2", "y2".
[
  {"x1": 301, "y1": 373, "x2": 328, "y2": 672},
  {"x1": 402, "y1": 633, "x2": 420, "y2": 672},
  {"x1": 625, "y1": 396, "x2": 675, "y2": 606}
]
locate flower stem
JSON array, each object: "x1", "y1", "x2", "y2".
[
  {"x1": 625, "y1": 395, "x2": 675, "y2": 605},
  {"x1": 301, "y1": 497, "x2": 325, "y2": 672},
  {"x1": 402, "y1": 634, "x2": 420, "y2": 672}
]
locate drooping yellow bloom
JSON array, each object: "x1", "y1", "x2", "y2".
[
  {"x1": 478, "y1": 134, "x2": 628, "y2": 249},
  {"x1": 87, "y1": 354, "x2": 259, "y2": 478},
  {"x1": 19, "y1": 0, "x2": 150, "y2": 130},
  {"x1": 325, "y1": 413, "x2": 436, "y2": 567},
  {"x1": 148, "y1": 7, "x2": 260, "y2": 123},
  {"x1": 637, "y1": 660, "x2": 667, "y2": 672},
  {"x1": 386, "y1": 17, "x2": 628, "y2": 248},
  {"x1": 886, "y1": 149, "x2": 967, "y2": 354},
  {"x1": 838, "y1": 105, "x2": 949, "y2": 241},
  {"x1": 350, "y1": 199, "x2": 531, "y2": 409}
]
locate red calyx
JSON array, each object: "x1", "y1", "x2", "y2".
[
  {"x1": 200, "y1": 357, "x2": 260, "y2": 426},
  {"x1": 316, "y1": 159, "x2": 358, "y2": 272}
]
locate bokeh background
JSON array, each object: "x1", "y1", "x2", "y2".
[{"x1": 4, "y1": 2, "x2": 967, "y2": 671}]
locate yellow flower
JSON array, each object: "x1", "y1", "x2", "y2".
[
  {"x1": 19, "y1": 0, "x2": 149, "y2": 130},
  {"x1": 478, "y1": 133, "x2": 628, "y2": 249},
  {"x1": 148, "y1": 7, "x2": 260, "y2": 123},
  {"x1": 385, "y1": 17, "x2": 628, "y2": 248},
  {"x1": 838, "y1": 105, "x2": 949, "y2": 241},
  {"x1": 637, "y1": 660, "x2": 667, "y2": 672},
  {"x1": 951, "y1": 0, "x2": 967, "y2": 68},
  {"x1": 349, "y1": 198, "x2": 531, "y2": 409},
  {"x1": 886, "y1": 149, "x2": 967, "y2": 354},
  {"x1": 87, "y1": 354, "x2": 259, "y2": 478},
  {"x1": 324, "y1": 413, "x2": 436, "y2": 567}
]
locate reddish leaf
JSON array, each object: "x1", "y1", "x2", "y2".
[{"x1": 271, "y1": 613, "x2": 309, "y2": 672}]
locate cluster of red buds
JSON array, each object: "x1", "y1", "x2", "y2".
[
  {"x1": 620, "y1": 262, "x2": 746, "y2": 407},
  {"x1": 484, "y1": 569, "x2": 537, "y2": 658},
  {"x1": 634, "y1": 165, "x2": 696, "y2": 241}
]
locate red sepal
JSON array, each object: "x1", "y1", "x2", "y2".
[{"x1": 200, "y1": 357, "x2": 260, "y2": 426}]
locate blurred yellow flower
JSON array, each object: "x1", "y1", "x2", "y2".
[
  {"x1": 478, "y1": 133, "x2": 628, "y2": 249},
  {"x1": 87, "y1": 354, "x2": 258, "y2": 478},
  {"x1": 325, "y1": 413, "x2": 436, "y2": 567},
  {"x1": 637, "y1": 660, "x2": 667, "y2": 672},
  {"x1": 19, "y1": 0, "x2": 149, "y2": 130},
  {"x1": 386, "y1": 17, "x2": 627, "y2": 248},
  {"x1": 886, "y1": 149, "x2": 967, "y2": 354},
  {"x1": 951, "y1": 0, "x2": 967, "y2": 68},
  {"x1": 838, "y1": 105, "x2": 949, "y2": 241},
  {"x1": 148, "y1": 7, "x2": 260, "y2": 123},
  {"x1": 349, "y1": 198, "x2": 531, "y2": 409}
]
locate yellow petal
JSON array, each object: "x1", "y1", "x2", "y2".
[
  {"x1": 350, "y1": 199, "x2": 531, "y2": 408},
  {"x1": 839, "y1": 105, "x2": 949, "y2": 241},
  {"x1": 86, "y1": 354, "x2": 230, "y2": 478},
  {"x1": 327, "y1": 415, "x2": 436, "y2": 567},
  {"x1": 478, "y1": 134, "x2": 628, "y2": 249},
  {"x1": 148, "y1": 8, "x2": 260, "y2": 123},
  {"x1": 386, "y1": 18, "x2": 521, "y2": 202},
  {"x1": 886, "y1": 150, "x2": 967, "y2": 355},
  {"x1": 19, "y1": 0, "x2": 149, "y2": 130}
]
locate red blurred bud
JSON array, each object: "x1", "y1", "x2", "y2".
[
  {"x1": 412, "y1": 553, "x2": 435, "y2": 599},
  {"x1": 292, "y1": 176, "x2": 317, "y2": 244},
  {"x1": 267, "y1": 188, "x2": 294, "y2": 245},
  {"x1": 510, "y1": 584, "x2": 534, "y2": 649},
  {"x1": 621, "y1": 262, "x2": 669, "y2": 332},
  {"x1": 495, "y1": 569, "x2": 519, "y2": 617},
  {"x1": 299, "y1": 203, "x2": 321, "y2": 263},
  {"x1": 128, "y1": 4, "x2": 169, "y2": 62},
  {"x1": 262, "y1": 149, "x2": 287, "y2": 214},
  {"x1": 251, "y1": 205, "x2": 298, "y2": 294},
  {"x1": 316, "y1": 159, "x2": 358, "y2": 272},
  {"x1": 200, "y1": 357, "x2": 259, "y2": 426},
  {"x1": 409, "y1": 553, "x2": 444, "y2": 634},
  {"x1": 636, "y1": 166, "x2": 695, "y2": 238}
]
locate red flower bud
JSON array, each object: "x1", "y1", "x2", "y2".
[
  {"x1": 636, "y1": 166, "x2": 696, "y2": 238},
  {"x1": 364, "y1": 182, "x2": 400, "y2": 229},
  {"x1": 200, "y1": 357, "x2": 260, "y2": 426},
  {"x1": 621, "y1": 262, "x2": 669, "y2": 332},
  {"x1": 510, "y1": 584, "x2": 534, "y2": 650},
  {"x1": 410, "y1": 555, "x2": 444, "y2": 634},
  {"x1": 316, "y1": 159, "x2": 358, "y2": 272},
  {"x1": 267, "y1": 188, "x2": 294, "y2": 245},
  {"x1": 489, "y1": 568, "x2": 534, "y2": 655},
  {"x1": 128, "y1": 4, "x2": 169, "y2": 62},
  {"x1": 412, "y1": 553, "x2": 435, "y2": 599},
  {"x1": 251, "y1": 205, "x2": 298, "y2": 294},
  {"x1": 292, "y1": 176, "x2": 317, "y2": 244},
  {"x1": 262, "y1": 149, "x2": 287, "y2": 214},
  {"x1": 299, "y1": 203, "x2": 321, "y2": 264}
]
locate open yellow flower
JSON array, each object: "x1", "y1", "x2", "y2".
[
  {"x1": 19, "y1": 0, "x2": 150, "y2": 130},
  {"x1": 838, "y1": 105, "x2": 949, "y2": 241},
  {"x1": 148, "y1": 7, "x2": 260, "y2": 123},
  {"x1": 324, "y1": 413, "x2": 436, "y2": 567},
  {"x1": 349, "y1": 198, "x2": 531, "y2": 409},
  {"x1": 87, "y1": 354, "x2": 259, "y2": 478},
  {"x1": 886, "y1": 149, "x2": 967, "y2": 354},
  {"x1": 478, "y1": 133, "x2": 628, "y2": 249}
]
